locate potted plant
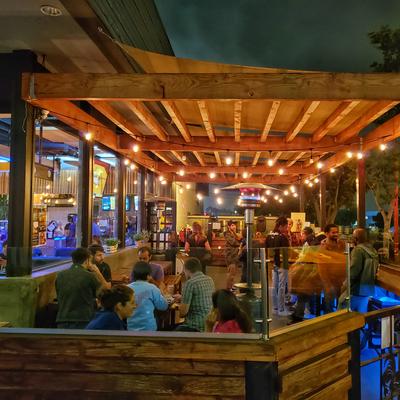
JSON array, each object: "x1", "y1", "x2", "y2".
[
  {"x1": 103, "y1": 238, "x2": 119, "y2": 254},
  {"x1": 133, "y1": 230, "x2": 151, "y2": 247}
]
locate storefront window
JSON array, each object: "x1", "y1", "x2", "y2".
[
  {"x1": 92, "y1": 147, "x2": 118, "y2": 244},
  {"x1": 125, "y1": 166, "x2": 139, "y2": 246},
  {"x1": 33, "y1": 125, "x2": 81, "y2": 268}
]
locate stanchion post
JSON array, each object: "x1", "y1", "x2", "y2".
[{"x1": 259, "y1": 248, "x2": 270, "y2": 340}]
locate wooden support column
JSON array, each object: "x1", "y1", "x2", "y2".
[
  {"x1": 319, "y1": 174, "x2": 327, "y2": 229},
  {"x1": 357, "y1": 158, "x2": 366, "y2": 229},
  {"x1": 394, "y1": 184, "x2": 399, "y2": 256},
  {"x1": 138, "y1": 166, "x2": 146, "y2": 232},
  {"x1": 299, "y1": 184, "x2": 305, "y2": 212},
  {"x1": 7, "y1": 51, "x2": 38, "y2": 276},
  {"x1": 79, "y1": 140, "x2": 93, "y2": 247},
  {"x1": 117, "y1": 158, "x2": 126, "y2": 248}
]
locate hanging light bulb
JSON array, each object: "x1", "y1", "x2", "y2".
[
  {"x1": 84, "y1": 132, "x2": 92, "y2": 141},
  {"x1": 317, "y1": 162, "x2": 323, "y2": 169},
  {"x1": 214, "y1": 188, "x2": 220, "y2": 194},
  {"x1": 346, "y1": 151, "x2": 353, "y2": 158},
  {"x1": 197, "y1": 193, "x2": 203, "y2": 201},
  {"x1": 242, "y1": 171, "x2": 249, "y2": 179},
  {"x1": 66, "y1": 176, "x2": 72, "y2": 182},
  {"x1": 161, "y1": 180, "x2": 167, "y2": 185},
  {"x1": 267, "y1": 159, "x2": 274, "y2": 167},
  {"x1": 134, "y1": 180, "x2": 138, "y2": 185},
  {"x1": 237, "y1": 199, "x2": 242, "y2": 206},
  {"x1": 314, "y1": 178, "x2": 319, "y2": 183},
  {"x1": 225, "y1": 155, "x2": 233, "y2": 165},
  {"x1": 186, "y1": 184, "x2": 191, "y2": 190},
  {"x1": 209, "y1": 172, "x2": 216, "y2": 179},
  {"x1": 305, "y1": 179, "x2": 309, "y2": 185},
  {"x1": 274, "y1": 195, "x2": 279, "y2": 200},
  {"x1": 124, "y1": 159, "x2": 130, "y2": 166},
  {"x1": 181, "y1": 155, "x2": 187, "y2": 161},
  {"x1": 283, "y1": 190, "x2": 289, "y2": 196},
  {"x1": 113, "y1": 188, "x2": 118, "y2": 193},
  {"x1": 357, "y1": 152, "x2": 363, "y2": 160},
  {"x1": 380, "y1": 143, "x2": 387, "y2": 151},
  {"x1": 132, "y1": 144, "x2": 140, "y2": 153},
  {"x1": 308, "y1": 182, "x2": 313, "y2": 187},
  {"x1": 130, "y1": 164, "x2": 136, "y2": 170},
  {"x1": 158, "y1": 176, "x2": 164, "y2": 182},
  {"x1": 309, "y1": 150, "x2": 314, "y2": 164},
  {"x1": 179, "y1": 188, "x2": 184, "y2": 194},
  {"x1": 330, "y1": 168, "x2": 336, "y2": 173},
  {"x1": 265, "y1": 190, "x2": 271, "y2": 195},
  {"x1": 278, "y1": 198, "x2": 283, "y2": 203},
  {"x1": 293, "y1": 192, "x2": 298, "y2": 198},
  {"x1": 290, "y1": 185, "x2": 295, "y2": 193},
  {"x1": 216, "y1": 197, "x2": 223, "y2": 205},
  {"x1": 278, "y1": 168, "x2": 284, "y2": 175},
  {"x1": 178, "y1": 169, "x2": 185, "y2": 176}
]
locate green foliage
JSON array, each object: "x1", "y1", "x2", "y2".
[
  {"x1": 133, "y1": 230, "x2": 150, "y2": 241},
  {"x1": 104, "y1": 238, "x2": 119, "y2": 246},
  {"x1": 369, "y1": 25, "x2": 400, "y2": 72},
  {"x1": 0, "y1": 196, "x2": 8, "y2": 220}
]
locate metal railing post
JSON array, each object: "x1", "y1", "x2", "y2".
[
  {"x1": 260, "y1": 248, "x2": 270, "y2": 340},
  {"x1": 345, "y1": 242, "x2": 352, "y2": 311}
]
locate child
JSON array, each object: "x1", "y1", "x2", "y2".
[
  {"x1": 86, "y1": 285, "x2": 135, "y2": 330},
  {"x1": 206, "y1": 289, "x2": 252, "y2": 333}
]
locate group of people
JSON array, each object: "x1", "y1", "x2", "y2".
[{"x1": 55, "y1": 243, "x2": 252, "y2": 333}]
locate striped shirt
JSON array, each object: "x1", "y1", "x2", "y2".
[{"x1": 182, "y1": 271, "x2": 215, "y2": 331}]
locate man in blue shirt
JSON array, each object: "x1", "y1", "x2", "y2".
[{"x1": 127, "y1": 261, "x2": 168, "y2": 331}]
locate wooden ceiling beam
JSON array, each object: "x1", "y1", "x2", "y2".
[
  {"x1": 160, "y1": 100, "x2": 191, "y2": 142},
  {"x1": 286, "y1": 101, "x2": 320, "y2": 142},
  {"x1": 234, "y1": 152, "x2": 240, "y2": 167},
  {"x1": 197, "y1": 101, "x2": 216, "y2": 142},
  {"x1": 234, "y1": 101, "x2": 242, "y2": 142},
  {"x1": 175, "y1": 175, "x2": 297, "y2": 184},
  {"x1": 260, "y1": 101, "x2": 280, "y2": 142},
  {"x1": 126, "y1": 101, "x2": 168, "y2": 141},
  {"x1": 312, "y1": 101, "x2": 360, "y2": 143},
  {"x1": 335, "y1": 100, "x2": 399, "y2": 143},
  {"x1": 272, "y1": 151, "x2": 282, "y2": 163},
  {"x1": 193, "y1": 151, "x2": 206, "y2": 166},
  {"x1": 23, "y1": 72, "x2": 400, "y2": 101},
  {"x1": 286, "y1": 151, "x2": 306, "y2": 167},
  {"x1": 152, "y1": 151, "x2": 173, "y2": 166},
  {"x1": 171, "y1": 150, "x2": 188, "y2": 165},
  {"x1": 163, "y1": 164, "x2": 313, "y2": 174},
  {"x1": 214, "y1": 151, "x2": 222, "y2": 166},
  {"x1": 252, "y1": 152, "x2": 261, "y2": 166}
]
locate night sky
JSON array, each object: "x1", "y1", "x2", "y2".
[{"x1": 155, "y1": 0, "x2": 400, "y2": 72}]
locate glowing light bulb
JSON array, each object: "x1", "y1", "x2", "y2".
[
  {"x1": 237, "y1": 199, "x2": 242, "y2": 206},
  {"x1": 66, "y1": 176, "x2": 72, "y2": 182},
  {"x1": 130, "y1": 164, "x2": 136, "y2": 170},
  {"x1": 308, "y1": 182, "x2": 313, "y2": 187},
  {"x1": 305, "y1": 179, "x2": 309, "y2": 185},
  {"x1": 357, "y1": 152, "x2": 363, "y2": 160},
  {"x1": 134, "y1": 180, "x2": 137, "y2": 185},
  {"x1": 161, "y1": 180, "x2": 167, "y2": 185},
  {"x1": 46, "y1": 184, "x2": 50, "y2": 190},
  {"x1": 278, "y1": 168, "x2": 284, "y2": 175},
  {"x1": 179, "y1": 188, "x2": 184, "y2": 194},
  {"x1": 84, "y1": 132, "x2": 92, "y2": 141},
  {"x1": 346, "y1": 151, "x2": 353, "y2": 159},
  {"x1": 178, "y1": 169, "x2": 185, "y2": 176},
  {"x1": 274, "y1": 195, "x2": 279, "y2": 200},
  {"x1": 293, "y1": 192, "x2": 298, "y2": 198},
  {"x1": 380, "y1": 143, "x2": 387, "y2": 151},
  {"x1": 159, "y1": 176, "x2": 164, "y2": 181},
  {"x1": 266, "y1": 190, "x2": 271, "y2": 195},
  {"x1": 186, "y1": 184, "x2": 191, "y2": 190},
  {"x1": 216, "y1": 197, "x2": 223, "y2": 205},
  {"x1": 197, "y1": 193, "x2": 203, "y2": 201},
  {"x1": 113, "y1": 188, "x2": 118, "y2": 193},
  {"x1": 214, "y1": 188, "x2": 220, "y2": 194},
  {"x1": 314, "y1": 178, "x2": 319, "y2": 183},
  {"x1": 209, "y1": 172, "x2": 216, "y2": 179},
  {"x1": 68, "y1": 197, "x2": 73, "y2": 203},
  {"x1": 330, "y1": 168, "x2": 336, "y2": 173},
  {"x1": 242, "y1": 171, "x2": 249, "y2": 179},
  {"x1": 279, "y1": 198, "x2": 283, "y2": 203},
  {"x1": 290, "y1": 185, "x2": 295, "y2": 193},
  {"x1": 181, "y1": 155, "x2": 187, "y2": 161},
  {"x1": 124, "y1": 159, "x2": 130, "y2": 166},
  {"x1": 317, "y1": 162, "x2": 323, "y2": 169},
  {"x1": 132, "y1": 144, "x2": 139, "y2": 153},
  {"x1": 225, "y1": 156, "x2": 233, "y2": 165},
  {"x1": 267, "y1": 159, "x2": 274, "y2": 167},
  {"x1": 284, "y1": 190, "x2": 289, "y2": 196}
]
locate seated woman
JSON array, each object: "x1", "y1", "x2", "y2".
[
  {"x1": 206, "y1": 289, "x2": 252, "y2": 333},
  {"x1": 127, "y1": 261, "x2": 168, "y2": 331},
  {"x1": 86, "y1": 285, "x2": 135, "y2": 331},
  {"x1": 185, "y1": 222, "x2": 212, "y2": 273}
]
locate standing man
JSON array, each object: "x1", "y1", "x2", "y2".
[
  {"x1": 320, "y1": 224, "x2": 345, "y2": 253},
  {"x1": 174, "y1": 257, "x2": 215, "y2": 332},
  {"x1": 224, "y1": 220, "x2": 242, "y2": 289},
  {"x1": 349, "y1": 228, "x2": 379, "y2": 313},
  {"x1": 88, "y1": 244, "x2": 112, "y2": 287},
  {"x1": 56, "y1": 247, "x2": 109, "y2": 329},
  {"x1": 266, "y1": 217, "x2": 290, "y2": 316},
  {"x1": 134, "y1": 246, "x2": 164, "y2": 287}
]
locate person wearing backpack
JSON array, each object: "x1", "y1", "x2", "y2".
[{"x1": 349, "y1": 228, "x2": 379, "y2": 313}]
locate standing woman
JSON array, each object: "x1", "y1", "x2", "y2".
[
  {"x1": 224, "y1": 220, "x2": 242, "y2": 289},
  {"x1": 185, "y1": 222, "x2": 211, "y2": 273}
]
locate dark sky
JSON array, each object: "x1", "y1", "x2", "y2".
[{"x1": 155, "y1": 0, "x2": 400, "y2": 72}]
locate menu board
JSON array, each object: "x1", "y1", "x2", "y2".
[{"x1": 32, "y1": 206, "x2": 47, "y2": 246}]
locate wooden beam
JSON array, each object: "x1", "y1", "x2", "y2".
[
  {"x1": 197, "y1": 101, "x2": 216, "y2": 142},
  {"x1": 160, "y1": 100, "x2": 191, "y2": 142},
  {"x1": 272, "y1": 151, "x2": 282, "y2": 163},
  {"x1": 363, "y1": 110, "x2": 400, "y2": 146},
  {"x1": 234, "y1": 152, "x2": 240, "y2": 167},
  {"x1": 89, "y1": 101, "x2": 141, "y2": 139},
  {"x1": 286, "y1": 151, "x2": 306, "y2": 167},
  {"x1": 164, "y1": 164, "x2": 313, "y2": 174},
  {"x1": 286, "y1": 101, "x2": 320, "y2": 142},
  {"x1": 23, "y1": 72, "x2": 400, "y2": 101},
  {"x1": 261, "y1": 101, "x2": 280, "y2": 142},
  {"x1": 171, "y1": 150, "x2": 188, "y2": 165},
  {"x1": 152, "y1": 151, "x2": 173, "y2": 166},
  {"x1": 252, "y1": 152, "x2": 261, "y2": 166},
  {"x1": 193, "y1": 151, "x2": 206, "y2": 166},
  {"x1": 312, "y1": 101, "x2": 359, "y2": 143},
  {"x1": 335, "y1": 101, "x2": 399, "y2": 143},
  {"x1": 119, "y1": 135, "x2": 339, "y2": 152},
  {"x1": 126, "y1": 101, "x2": 168, "y2": 141},
  {"x1": 234, "y1": 101, "x2": 242, "y2": 142},
  {"x1": 214, "y1": 151, "x2": 222, "y2": 166},
  {"x1": 175, "y1": 174, "x2": 296, "y2": 184}
]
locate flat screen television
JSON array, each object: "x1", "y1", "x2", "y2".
[{"x1": 101, "y1": 196, "x2": 131, "y2": 211}]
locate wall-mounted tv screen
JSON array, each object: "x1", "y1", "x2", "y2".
[{"x1": 102, "y1": 196, "x2": 131, "y2": 211}]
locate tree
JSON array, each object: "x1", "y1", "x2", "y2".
[
  {"x1": 365, "y1": 145, "x2": 400, "y2": 254},
  {"x1": 304, "y1": 163, "x2": 356, "y2": 227}
]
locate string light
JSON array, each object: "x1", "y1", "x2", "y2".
[
  {"x1": 84, "y1": 132, "x2": 92, "y2": 141},
  {"x1": 278, "y1": 198, "x2": 283, "y2": 203},
  {"x1": 330, "y1": 168, "x2": 336, "y2": 173},
  {"x1": 186, "y1": 184, "x2": 191, "y2": 190},
  {"x1": 181, "y1": 155, "x2": 187, "y2": 161},
  {"x1": 178, "y1": 169, "x2": 185, "y2": 176},
  {"x1": 293, "y1": 192, "x2": 298, "y2": 198},
  {"x1": 209, "y1": 172, "x2": 216, "y2": 179},
  {"x1": 158, "y1": 176, "x2": 164, "y2": 181},
  {"x1": 130, "y1": 164, "x2": 136, "y2": 170},
  {"x1": 225, "y1": 154, "x2": 233, "y2": 165},
  {"x1": 267, "y1": 159, "x2": 274, "y2": 167},
  {"x1": 197, "y1": 193, "x2": 203, "y2": 201},
  {"x1": 216, "y1": 197, "x2": 223, "y2": 205},
  {"x1": 346, "y1": 151, "x2": 353, "y2": 159},
  {"x1": 305, "y1": 179, "x2": 310, "y2": 185},
  {"x1": 278, "y1": 168, "x2": 284, "y2": 175},
  {"x1": 380, "y1": 143, "x2": 387, "y2": 151},
  {"x1": 314, "y1": 178, "x2": 319, "y2": 183},
  {"x1": 317, "y1": 162, "x2": 323, "y2": 169},
  {"x1": 161, "y1": 180, "x2": 167, "y2": 185},
  {"x1": 132, "y1": 144, "x2": 139, "y2": 153},
  {"x1": 265, "y1": 190, "x2": 271, "y2": 195},
  {"x1": 242, "y1": 171, "x2": 249, "y2": 179},
  {"x1": 290, "y1": 185, "x2": 295, "y2": 193},
  {"x1": 113, "y1": 188, "x2": 118, "y2": 193},
  {"x1": 308, "y1": 182, "x2": 313, "y2": 187},
  {"x1": 357, "y1": 152, "x2": 363, "y2": 160},
  {"x1": 283, "y1": 190, "x2": 289, "y2": 196},
  {"x1": 124, "y1": 159, "x2": 130, "y2": 166},
  {"x1": 274, "y1": 195, "x2": 279, "y2": 200},
  {"x1": 214, "y1": 188, "x2": 220, "y2": 194}
]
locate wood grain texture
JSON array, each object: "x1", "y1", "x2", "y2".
[
  {"x1": 261, "y1": 101, "x2": 280, "y2": 141},
  {"x1": 286, "y1": 101, "x2": 320, "y2": 142},
  {"x1": 197, "y1": 101, "x2": 216, "y2": 142},
  {"x1": 22, "y1": 72, "x2": 400, "y2": 101},
  {"x1": 161, "y1": 100, "x2": 192, "y2": 142},
  {"x1": 305, "y1": 374, "x2": 351, "y2": 400},
  {"x1": 234, "y1": 101, "x2": 242, "y2": 142}
]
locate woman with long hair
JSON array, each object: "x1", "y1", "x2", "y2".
[
  {"x1": 185, "y1": 222, "x2": 212, "y2": 273},
  {"x1": 206, "y1": 289, "x2": 252, "y2": 333},
  {"x1": 86, "y1": 285, "x2": 136, "y2": 330}
]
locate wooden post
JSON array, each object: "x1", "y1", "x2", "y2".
[
  {"x1": 117, "y1": 157, "x2": 126, "y2": 248},
  {"x1": 319, "y1": 173, "x2": 326, "y2": 229},
  {"x1": 299, "y1": 184, "x2": 305, "y2": 212},
  {"x1": 7, "y1": 51, "x2": 38, "y2": 276},
  {"x1": 394, "y1": 184, "x2": 399, "y2": 257},
  {"x1": 357, "y1": 158, "x2": 366, "y2": 229},
  {"x1": 79, "y1": 140, "x2": 93, "y2": 247},
  {"x1": 138, "y1": 166, "x2": 146, "y2": 232}
]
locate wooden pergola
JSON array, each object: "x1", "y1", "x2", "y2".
[{"x1": 21, "y1": 46, "x2": 400, "y2": 188}]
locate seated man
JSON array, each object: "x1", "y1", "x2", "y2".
[
  {"x1": 174, "y1": 257, "x2": 215, "y2": 332},
  {"x1": 56, "y1": 247, "x2": 109, "y2": 329},
  {"x1": 88, "y1": 244, "x2": 112, "y2": 288},
  {"x1": 133, "y1": 246, "x2": 164, "y2": 287},
  {"x1": 127, "y1": 261, "x2": 168, "y2": 331}
]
